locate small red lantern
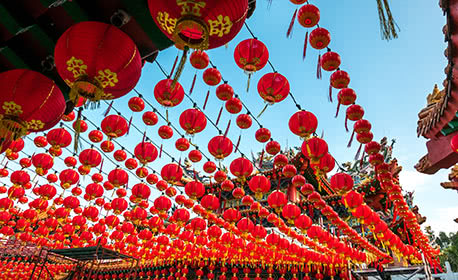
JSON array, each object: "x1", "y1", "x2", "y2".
[
  {"x1": 203, "y1": 68, "x2": 222, "y2": 86},
  {"x1": 248, "y1": 175, "x2": 271, "y2": 200},
  {"x1": 320, "y1": 51, "x2": 341, "y2": 72},
  {"x1": 257, "y1": 73, "x2": 290, "y2": 104},
  {"x1": 289, "y1": 111, "x2": 318, "y2": 138},
  {"x1": 203, "y1": 161, "x2": 217, "y2": 173},
  {"x1": 32, "y1": 153, "x2": 54, "y2": 176},
  {"x1": 282, "y1": 164, "x2": 297, "y2": 178},
  {"x1": 143, "y1": 111, "x2": 158, "y2": 126},
  {"x1": 125, "y1": 158, "x2": 138, "y2": 170},
  {"x1": 309, "y1": 28, "x2": 331, "y2": 50},
  {"x1": 230, "y1": 157, "x2": 253, "y2": 181},
  {"x1": 266, "y1": 140, "x2": 281, "y2": 155},
  {"x1": 34, "y1": 136, "x2": 48, "y2": 148},
  {"x1": 160, "y1": 163, "x2": 183, "y2": 185},
  {"x1": 185, "y1": 181, "x2": 205, "y2": 200},
  {"x1": 297, "y1": 4, "x2": 320, "y2": 28},
  {"x1": 330, "y1": 70, "x2": 350, "y2": 89},
  {"x1": 114, "y1": 149, "x2": 127, "y2": 161},
  {"x1": 282, "y1": 203, "x2": 301, "y2": 224},
  {"x1": 188, "y1": 150, "x2": 202, "y2": 163},
  {"x1": 79, "y1": 149, "x2": 102, "y2": 169},
  {"x1": 330, "y1": 173, "x2": 354, "y2": 195},
  {"x1": 190, "y1": 51, "x2": 209, "y2": 69},
  {"x1": 158, "y1": 125, "x2": 173, "y2": 139},
  {"x1": 255, "y1": 127, "x2": 271, "y2": 143},
  {"x1": 134, "y1": 142, "x2": 158, "y2": 165},
  {"x1": 234, "y1": 38, "x2": 269, "y2": 74},
  {"x1": 101, "y1": 115, "x2": 128, "y2": 139},
  {"x1": 128, "y1": 97, "x2": 145, "y2": 112},
  {"x1": 175, "y1": 138, "x2": 190, "y2": 152},
  {"x1": 88, "y1": 130, "x2": 104, "y2": 143},
  {"x1": 221, "y1": 180, "x2": 234, "y2": 192},
  {"x1": 274, "y1": 154, "x2": 289, "y2": 168},
  {"x1": 268, "y1": 191, "x2": 287, "y2": 213},
  {"x1": 59, "y1": 169, "x2": 79, "y2": 189},
  {"x1": 365, "y1": 141, "x2": 382, "y2": 155},
  {"x1": 301, "y1": 137, "x2": 328, "y2": 163},
  {"x1": 131, "y1": 183, "x2": 151, "y2": 202},
  {"x1": 225, "y1": 97, "x2": 243, "y2": 114},
  {"x1": 216, "y1": 83, "x2": 234, "y2": 101},
  {"x1": 154, "y1": 79, "x2": 185, "y2": 107},
  {"x1": 214, "y1": 170, "x2": 227, "y2": 183},
  {"x1": 179, "y1": 108, "x2": 207, "y2": 135},
  {"x1": 236, "y1": 114, "x2": 252, "y2": 129},
  {"x1": 201, "y1": 194, "x2": 220, "y2": 212}
]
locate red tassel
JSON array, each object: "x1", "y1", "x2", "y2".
[
  {"x1": 235, "y1": 135, "x2": 241, "y2": 152},
  {"x1": 203, "y1": 90, "x2": 210, "y2": 110},
  {"x1": 335, "y1": 102, "x2": 341, "y2": 118},
  {"x1": 104, "y1": 101, "x2": 113, "y2": 116},
  {"x1": 190, "y1": 73, "x2": 197, "y2": 95},
  {"x1": 359, "y1": 149, "x2": 365, "y2": 167},
  {"x1": 223, "y1": 120, "x2": 231, "y2": 137},
  {"x1": 354, "y1": 143, "x2": 362, "y2": 160},
  {"x1": 159, "y1": 144, "x2": 163, "y2": 158},
  {"x1": 260, "y1": 149, "x2": 264, "y2": 169},
  {"x1": 345, "y1": 115, "x2": 349, "y2": 132},
  {"x1": 127, "y1": 116, "x2": 133, "y2": 135},
  {"x1": 347, "y1": 130, "x2": 355, "y2": 148},
  {"x1": 302, "y1": 31, "x2": 308, "y2": 60},
  {"x1": 317, "y1": 54, "x2": 322, "y2": 79},
  {"x1": 170, "y1": 54, "x2": 179, "y2": 77},
  {"x1": 99, "y1": 159, "x2": 104, "y2": 172},
  {"x1": 328, "y1": 84, "x2": 333, "y2": 102},
  {"x1": 286, "y1": 9, "x2": 297, "y2": 38},
  {"x1": 215, "y1": 106, "x2": 223, "y2": 126}
]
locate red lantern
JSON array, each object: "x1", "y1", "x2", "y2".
[
  {"x1": 85, "y1": 183, "x2": 104, "y2": 200},
  {"x1": 214, "y1": 170, "x2": 227, "y2": 183},
  {"x1": 201, "y1": 194, "x2": 220, "y2": 212},
  {"x1": 0, "y1": 70, "x2": 65, "y2": 143},
  {"x1": 108, "y1": 168, "x2": 129, "y2": 188},
  {"x1": 154, "y1": 79, "x2": 185, "y2": 107},
  {"x1": 295, "y1": 214, "x2": 312, "y2": 233},
  {"x1": 158, "y1": 125, "x2": 173, "y2": 139},
  {"x1": 203, "y1": 68, "x2": 222, "y2": 86},
  {"x1": 282, "y1": 164, "x2": 297, "y2": 178},
  {"x1": 221, "y1": 180, "x2": 234, "y2": 192},
  {"x1": 274, "y1": 154, "x2": 289, "y2": 168},
  {"x1": 62, "y1": 111, "x2": 75, "y2": 122},
  {"x1": 203, "y1": 161, "x2": 217, "y2": 173},
  {"x1": 365, "y1": 141, "x2": 381, "y2": 155},
  {"x1": 190, "y1": 50, "x2": 209, "y2": 69},
  {"x1": 59, "y1": 169, "x2": 79, "y2": 189},
  {"x1": 188, "y1": 149, "x2": 202, "y2": 162},
  {"x1": 88, "y1": 130, "x2": 104, "y2": 143},
  {"x1": 179, "y1": 108, "x2": 207, "y2": 135},
  {"x1": 216, "y1": 83, "x2": 234, "y2": 101},
  {"x1": 266, "y1": 141, "x2": 281, "y2": 155},
  {"x1": 291, "y1": 175, "x2": 306, "y2": 188},
  {"x1": 236, "y1": 114, "x2": 252, "y2": 129},
  {"x1": 125, "y1": 158, "x2": 138, "y2": 170},
  {"x1": 289, "y1": 110, "x2": 317, "y2": 138},
  {"x1": 148, "y1": 0, "x2": 248, "y2": 50},
  {"x1": 309, "y1": 28, "x2": 331, "y2": 49},
  {"x1": 268, "y1": 191, "x2": 287, "y2": 213},
  {"x1": 175, "y1": 138, "x2": 190, "y2": 151},
  {"x1": 128, "y1": 97, "x2": 145, "y2": 112},
  {"x1": 34, "y1": 136, "x2": 48, "y2": 147},
  {"x1": 320, "y1": 51, "x2": 341, "y2": 72},
  {"x1": 330, "y1": 70, "x2": 350, "y2": 89},
  {"x1": 225, "y1": 97, "x2": 242, "y2": 114},
  {"x1": 100, "y1": 140, "x2": 115, "y2": 153},
  {"x1": 230, "y1": 157, "x2": 253, "y2": 181},
  {"x1": 311, "y1": 152, "x2": 335, "y2": 175},
  {"x1": 234, "y1": 39, "x2": 269, "y2": 73},
  {"x1": 114, "y1": 149, "x2": 127, "y2": 161},
  {"x1": 101, "y1": 115, "x2": 128, "y2": 139},
  {"x1": 54, "y1": 22, "x2": 141, "y2": 104},
  {"x1": 255, "y1": 128, "x2": 271, "y2": 143},
  {"x1": 208, "y1": 136, "x2": 233, "y2": 160},
  {"x1": 257, "y1": 73, "x2": 290, "y2": 104},
  {"x1": 282, "y1": 203, "x2": 301, "y2": 224},
  {"x1": 356, "y1": 131, "x2": 374, "y2": 144},
  {"x1": 248, "y1": 175, "x2": 271, "y2": 200},
  {"x1": 330, "y1": 173, "x2": 354, "y2": 195},
  {"x1": 134, "y1": 142, "x2": 158, "y2": 165},
  {"x1": 185, "y1": 181, "x2": 205, "y2": 200},
  {"x1": 131, "y1": 183, "x2": 151, "y2": 202},
  {"x1": 297, "y1": 4, "x2": 320, "y2": 28},
  {"x1": 451, "y1": 134, "x2": 458, "y2": 152},
  {"x1": 301, "y1": 137, "x2": 328, "y2": 163},
  {"x1": 154, "y1": 196, "x2": 172, "y2": 214},
  {"x1": 346, "y1": 105, "x2": 365, "y2": 129},
  {"x1": 79, "y1": 149, "x2": 102, "y2": 169},
  {"x1": 161, "y1": 163, "x2": 183, "y2": 185},
  {"x1": 143, "y1": 111, "x2": 158, "y2": 126}
]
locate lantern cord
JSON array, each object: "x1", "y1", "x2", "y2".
[
  {"x1": 235, "y1": 135, "x2": 242, "y2": 153},
  {"x1": 286, "y1": 9, "x2": 297, "y2": 38},
  {"x1": 344, "y1": 116, "x2": 349, "y2": 132},
  {"x1": 303, "y1": 31, "x2": 309, "y2": 60},
  {"x1": 376, "y1": 0, "x2": 399, "y2": 41},
  {"x1": 171, "y1": 46, "x2": 189, "y2": 88},
  {"x1": 257, "y1": 104, "x2": 269, "y2": 118}
]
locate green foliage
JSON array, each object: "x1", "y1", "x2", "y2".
[{"x1": 436, "y1": 231, "x2": 458, "y2": 272}]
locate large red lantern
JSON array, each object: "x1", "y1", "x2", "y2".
[
  {"x1": 154, "y1": 79, "x2": 185, "y2": 107},
  {"x1": 131, "y1": 183, "x2": 151, "y2": 203},
  {"x1": 248, "y1": 175, "x2": 271, "y2": 200},
  {"x1": 330, "y1": 173, "x2": 354, "y2": 195},
  {"x1": 185, "y1": 181, "x2": 205, "y2": 200},
  {"x1": 289, "y1": 111, "x2": 318, "y2": 138},
  {"x1": 148, "y1": 0, "x2": 248, "y2": 50},
  {"x1": 32, "y1": 153, "x2": 54, "y2": 176},
  {"x1": 201, "y1": 194, "x2": 220, "y2": 212},
  {"x1": 79, "y1": 149, "x2": 102, "y2": 169},
  {"x1": 230, "y1": 157, "x2": 253, "y2": 181},
  {"x1": 257, "y1": 73, "x2": 290, "y2": 105},
  {"x1": 234, "y1": 39, "x2": 269, "y2": 86},
  {"x1": 108, "y1": 168, "x2": 129, "y2": 188},
  {"x1": 47, "y1": 128, "x2": 72, "y2": 151},
  {"x1": 54, "y1": 22, "x2": 141, "y2": 104},
  {"x1": 59, "y1": 169, "x2": 80, "y2": 189},
  {"x1": 179, "y1": 108, "x2": 207, "y2": 135},
  {"x1": 161, "y1": 163, "x2": 183, "y2": 185},
  {"x1": 267, "y1": 191, "x2": 287, "y2": 214},
  {"x1": 0, "y1": 70, "x2": 65, "y2": 144},
  {"x1": 134, "y1": 142, "x2": 158, "y2": 165},
  {"x1": 301, "y1": 137, "x2": 328, "y2": 163},
  {"x1": 101, "y1": 115, "x2": 128, "y2": 139},
  {"x1": 208, "y1": 136, "x2": 233, "y2": 160}
]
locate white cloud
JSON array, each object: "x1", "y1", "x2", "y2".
[
  {"x1": 424, "y1": 206, "x2": 458, "y2": 234},
  {"x1": 398, "y1": 169, "x2": 436, "y2": 192}
]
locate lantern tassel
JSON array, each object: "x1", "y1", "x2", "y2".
[
  {"x1": 215, "y1": 105, "x2": 224, "y2": 126},
  {"x1": 203, "y1": 90, "x2": 210, "y2": 110},
  {"x1": 286, "y1": 9, "x2": 298, "y2": 38},
  {"x1": 171, "y1": 46, "x2": 189, "y2": 88},
  {"x1": 127, "y1": 116, "x2": 133, "y2": 135},
  {"x1": 223, "y1": 120, "x2": 231, "y2": 137},
  {"x1": 99, "y1": 159, "x2": 104, "y2": 173},
  {"x1": 246, "y1": 73, "x2": 252, "y2": 92},
  {"x1": 260, "y1": 149, "x2": 264, "y2": 169},
  {"x1": 345, "y1": 116, "x2": 349, "y2": 132},
  {"x1": 328, "y1": 84, "x2": 333, "y2": 102},
  {"x1": 376, "y1": 0, "x2": 399, "y2": 41},
  {"x1": 303, "y1": 31, "x2": 309, "y2": 60},
  {"x1": 73, "y1": 107, "x2": 83, "y2": 153},
  {"x1": 104, "y1": 101, "x2": 113, "y2": 117},
  {"x1": 159, "y1": 144, "x2": 163, "y2": 158},
  {"x1": 166, "y1": 109, "x2": 169, "y2": 123},
  {"x1": 317, "y1": 54, "x2": 322, "y2": 79},
  {"x1": 359, "y1": 149, "x2": 365, "y2": 167},
  {"x1": 354, "y1": 143, "x2": 362, "y2": 160},
  {"x1": 257, "y1": 104, "x2": 269, "y2": 118},
  {"x1": 347, "y1": 130, "x2": 355, "y2": 148},
  {"x1": 190, "y1": 72, "x2": 197, "y2": 95},
  {"x1": 335, "y1": 102, "x2": 341, "y2": 118},
  {"x1": 170, "y1": 54, "x2": 179, "y2": 77},
  {"x1": 235, "y1": 135, "x2": 241, "y2": 153}
]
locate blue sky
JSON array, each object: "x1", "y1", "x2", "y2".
[{"x1": 9, "y1": 0, "x2": 456, "y2": 236}]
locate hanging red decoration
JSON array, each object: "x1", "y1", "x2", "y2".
[
  {"x1": 230, "y1": 157, "x2": 253, "y2": 181},
  {"x1": 301, "y1": 137, "x2": 328, "y2": 163},
  {"x1": 248, "y1": 175, "x2": 271, "y2": 200},
  {"x1": 266, "y1": 140, "x2": 281, "y2": 155},
  {"x1": 0, "y1": 70, "x2": 65, "y2": 145},
  {"x1": 221, "y1": 180, "x2": 235, "y2": 192},
  {"x1": 234, "y1": 38, "x2": 269, "y2": 80},
  {"x1": 309, "y1": 28, "x2": 331, "y2": 50},
  {"x1": 179, "y1": 108, "x2": 207, "y2": 135},
  {"x1": 128, "y1": 97, "x2": 145, "y2": 112},
  {"x1": 79, "y1": 149, "x2": 102, "y2": 169},
  {"x1": 158, "y1": 125, "x2": 174, "y2": 139},
  {"x1": 268, "y1": 191, "x2": 287, "y2": 213},
  {"x1": 131, "y1": 183, "x2": 151, "y2": 203},
  {"x1": 201, "y1": 194, "x2": 220, "y2": 212},
  {"x1": 257, "y1": 73, "x2": 290, "y2": 104},
  {"x1": 175, "y1": 138, "x2": 190, "y2": 151},
  {"x1": 255, "y1": 128, "x2": 271, "y2": 143},
  {"x1": 148, "y1": 0, "x2": 248, "y2": 50},
  {"x1": 208, "y1": 136, "x2": 233, "y2": 160},
  {"x1": 225, "y1": 97, "x2": 243, "y2": 114},
  {"x1": 32, "y1": 153, "x2": 54, "y2": 176},
  {"x1": 185, "y1": 181, "x2": 205, "y2": 200},
  {"x1": 160, "y1": 163, "x2": 183, "y2": 185},
  {"x1": 282, "y1": 203, "x2": 301, "y2": 224},
  {"x1": 154, "y1": 79, "x2": 185, "y2": 107},
  {"x1": 59, "y1": 169, "x2": 79, "y2": 189},
  {"x1": 330, "y1": 173, "x2": 354, "y2": 195},
  {"x1": 330, "y1": 70, "x2": 350, "y2": 89},
  {"x1": 203, "y1": 161, "x2": 217, "y2": 173},
  {"x1": 203, "y1": 68, "x2": 222, "y2": 86},
  {"x1": 297, "y1": 4, "x2": 320, "y2": 28},
  {"x1": 214, "y1": 170, "x2": 227, "y2": 183},
  {"x1": 274, "y1": 154, "x2": 289, "y2": 168},
  {"x1": 134, "y1": 142, "x2": 158, "y2": 165},
  {"x1": 143, "y1": 111, "x2": 158, "y2": 126},
  {"x1": 190, "y1": 50, "x2": 210, "y2": 69},
  {"x1": 236, "y1": 114, "x2": 253, "y2": 129},
  {"x1": 55, "y1": 21, "x2": 141, "y2": 104},
  {"x1": 101, "y1": 115, "x2": 128, "y2": 139},
  {"x1": 216, "y1": 83, "x2": 234, "y2": 101},
  {"x1": 88, "y1": 130, "x2": 104, "y2": 143},
  {"x1": 33, "y1": 136, "x2": 48, "y2": 148},
  {"x1": 188, "y1": 149, "x2": 202, "y2": 163},
  {"x1": 320, "y1": 51, "x2": 341, "y2": 71},
  {"x1": 114, "y1": 149, "x2": 127, "y2": 162},
  {"x1": 289, "y1": 110, "x2": 318, "y2": 138}
]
